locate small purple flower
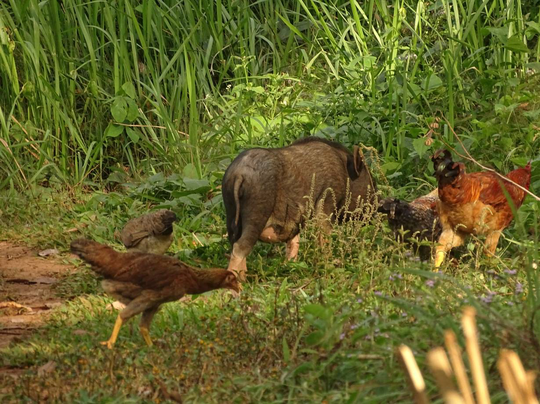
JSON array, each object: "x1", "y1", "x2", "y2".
[
  {"x1": 340, "y1": 333, "x2": 346, "y2": 340},
  {"x1": 425, "y1": 279, "x2": 435, "y2": 288},
  {"x1": 487, "y1": 270, "x2": 501, "y2": 279},
  {"x1": 389, "y1": 272, "x2": 403, "y2": 281},
  {"x1": 401, "y1": 312, "x2": 408, "y2": 317},
  {"x1": 480, "y1": 296, "x2": 492, "y2": 304},
  {"x1": 351, "y1": 324, "x2": 360, "y2": 330},
  {"x1": 374, "y1": 290, "x2": 383, "y2": 296},
  {"x1": 516, "y1": 282, "x2": 524, "y2": 294},
  {"x1": 356, "y1": 297, "x2": 363, "y2": 304},
  {"x1": 504, "y1": 269, "x2": 517, "y2": 275},
  {"x1": 507, "y1": 301, "x2": 515, "y2": 306}
]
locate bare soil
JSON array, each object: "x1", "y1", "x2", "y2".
[{"x1": 0, "y1": 242, "x2": 73, "y2": 349}]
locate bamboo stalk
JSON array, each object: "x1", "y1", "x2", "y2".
[
  {"x1": 444, "y1": 330, "x2": 475, "y2": 404},
  {"x1": 498, "y1": 352, "x2": 523, "y2": 404},
  {"x1": 461, "y1": 307, "x2": 490, "y2": 404},
  {"x1": 525, "y1": 371, "x2": 539, "y2": 404},
  {"x1": 426, "y1": 347, "x2": 465, "y2": 404},
  {"x1": 398, "y1": 344, "x2": 430, "y2": 404}
]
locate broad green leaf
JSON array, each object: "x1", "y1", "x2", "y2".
[
  {"x1": 104, "y1": 124, "x2": 124, "y2": 138},
  {"x1": 305, "y1": 330, "x2": 324, "y2": 346},
  {"x1": 485, "y1": 27, "x2": 509, "y2": 43},
  {"x1": 183, "y1": 178, "x2": 210, "y2": 191},
  {"x1": 423, "y1": 74, "x2": 443, "y2": 92},
  {"x1": 504, "y1": 36, "x2": 529, "y2": 53},
  {"x1": 122, "y1": 82, "x2": 136, "y2": 99},
  {"x1": 111, "y1": 97, "x2": 127, "y2": 122},
  {"x1": 183, "y1": 163, "x2": 199, "y2": 179},
  {"x1": 510, "y1": 157, "x2": 529, "y2": 167},
  {"x1": 303, "y1": 304, "x2": 329, "y2": 320},
  {"x1": 412, "y1": 137, "x2": 429, "y2": 158},
  {"x1": 249, "y1": 86, "x2": 265, "y2": 94},
  {"x1": 380, "y1": 162, "x2": 401, "y2": 173},
  {"x1": 126, "y1": 127, "x2": 139, "y2": 143},
  {"x1": 125, "y1": 98, "x2": 139, "y2": 122}
]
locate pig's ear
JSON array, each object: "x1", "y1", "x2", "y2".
[{"x1": 347, "y1": 146, "x2": 365, "y2": 179}]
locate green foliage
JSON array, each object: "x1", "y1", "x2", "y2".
[{"x1": 1, "y1": 0, "x2": 540, "y2": 187}]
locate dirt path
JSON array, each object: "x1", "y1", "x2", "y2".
[{"x1": 0, "y1": 242, "x2": 73, "y2": 349}]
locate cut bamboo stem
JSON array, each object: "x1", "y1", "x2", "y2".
[
  {"x1": 498, "y1": 352, "x2": 523, "y2": 404},
  {"x1": 444, "y1": 330, "x2": 475, "y2": 404},
  {"x1": 462, "y1": 307, "x2": 490, "y2": 404},
  {"x1": 427, "y1": 347, "x2": 465, "y2": 404},
  {"x1": 398, "y1": 344, "x2": 430, "y2": 404},
  {"x1": 526, "y1": 371, "x2": 539, "y2": 404}
]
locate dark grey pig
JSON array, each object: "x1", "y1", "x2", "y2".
[{"x1": 222, "y1": 137, "x2": 377, "y2": 280}]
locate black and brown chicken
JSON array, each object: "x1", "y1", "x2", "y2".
[
  {"x1": 120, "y1": 209, "x2": 177, "y2": 255},
  {"x1": 71, "y1": 238, "x2": 240, "y2": 349},
  {"x1": 378, "y1": 189, "x2": 441, "y2": 261}
]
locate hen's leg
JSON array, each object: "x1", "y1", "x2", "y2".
[
  {"x1": 101, "y1": 295, "x2": 157, "y2": 349},
  {"x1": 139, "y1": 307, "x2": 159, "y2": 347},
  {"x1": 435, "y1": 229, "x2": 465, "y2": 269},
  {"x1": 484, "y1": 231, "x2": 502, "y2": 256},
  {"x1": 101, "y1": 315, "x2": 123, "y2": 349},
  {"x1": 286, "y1": 234, "x2": 300, "y2": 261}
]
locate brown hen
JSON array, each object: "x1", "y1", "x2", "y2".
[
  {"x1": 70, "y1": 238, "x2": 240, "y2": 349},
  {"x1": 120, "y1": 209, "x2": 177, "y2": 255},
  {"x1": 432, "y1": 149, "x2": 531, "y2": 268}
]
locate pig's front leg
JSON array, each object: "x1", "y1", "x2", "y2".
[
  {"x1": 286, "y1": 234, "x2": 300, "y2": 261},
  {"x1": 228, "y1": 250, "x2": 248, "y2": 282}
]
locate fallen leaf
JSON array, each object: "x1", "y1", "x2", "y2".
[
  {"x1": 37, "y1": 361, "x2": 56, "y2": 376},
  {"x1": 38, "y1": 249, "x2": 59, "y2": 257}
]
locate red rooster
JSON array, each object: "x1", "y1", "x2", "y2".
[{"x1": 431, "y1": 150, "x2": 531, "y2": 268}]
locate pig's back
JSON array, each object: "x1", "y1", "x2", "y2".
[
  {"x1": 282, "y1": 141, "x2": 349, "y2": 196},
  {"x1": 223, "y1": 148, "x2": 283, "y2": 187}
]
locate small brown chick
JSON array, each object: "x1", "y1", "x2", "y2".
[
  {"x1": 70, "y1": 238, "x2": 240, "y2": 349},
  {"x1": 120, "y1": 209, "x2": 177, "y2": 255}
]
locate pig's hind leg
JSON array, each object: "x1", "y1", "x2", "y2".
[
  {"x1": 286, "y1": 234, "x2": 300, "y2": 261},
  {"x1": 229, "y1": 210, "x2": 273, "y2": 281}
]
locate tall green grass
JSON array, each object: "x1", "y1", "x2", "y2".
[{"x1": 0, "y1": 0, "x2": 539, "y2": 188}]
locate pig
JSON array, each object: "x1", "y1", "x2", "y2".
[{"x1": 222, "y1": 137, "x2": 377, "y2": 280}]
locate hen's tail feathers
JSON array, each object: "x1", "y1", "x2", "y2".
[{"x1": 70, "y1": 238, "x2": 122, "y2": 278}]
